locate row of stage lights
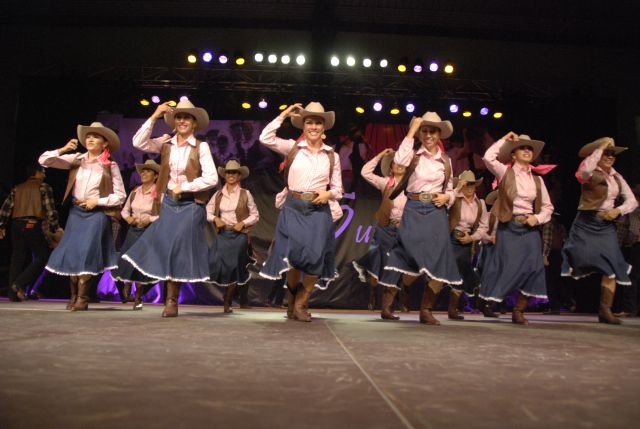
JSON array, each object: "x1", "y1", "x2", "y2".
[
  {"x1": 139, "y1": 96, "x2": 502, "y2": 119},
  {"x1": 186, "y1": 51, "x2": 455, "y2": 74}
]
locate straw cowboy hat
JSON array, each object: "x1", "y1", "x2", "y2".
[
  {"x1": 77, "y1": 122, "x2": 120, "y2": 152},
  {"x1": 291, "y1": 102, "x2": 335, "y2": 130},
  {"x1": 380, "y1": 150, "x2": 396, "y2": 177},
  {"x1": 418, "y1": 111, "x2": 453, "y2": 139},
  {"x1": 497, "y1": 134, "x2": 545, "y2": 163},
  {"x1": 135, "y1": 159, "x2": 160, "y2": 175},
  {"x1": 578, "y1": 137, "x2": 627, "y2": 158},
  {"x1": 485, "y1": 190, "x2": 498, "y2": 206},
  {"x1": 164, "y1": 99, "x2": 210, "y2": 131},
  {"x1": 218, "y1": 160, "x2": 250, "y2": 180},
  {"x1": 453, "y1": 170, "x2": 483, "y2": 188}
]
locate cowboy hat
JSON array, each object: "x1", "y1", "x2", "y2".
[
  {"x1": 291, "y1": 102, "x2": 335, "y2": 130},
  {"x1": 578, "y1": 137, "x2": 627, "y2": 158},
  {"x1": 164, "y1": 99, "x2": 210, "y2": 131},
  {"x1": 497, "y1": 134, "x2": 545, "y2": 163},
  {"x1": 218, "y1": 159, "x2": 250, "y2": 180},
  {"x1": 485, "y1": 190, "x2": 498, "y2": 206},
  {"x1": 418, "y1": 111, "x2": 453, "y2": 139},
  {"x1": 135, "y1": 159, "x2": 160, "y2": 175},
  {"x1": 453, "y1": 170, "x2": 483, "y2": 188},
  {"x1": 380, "y1": 150, "x2": 396, "y2": 177},
  {"x1": 77, "y1": 122, "x2": 120, "y2": 152}
]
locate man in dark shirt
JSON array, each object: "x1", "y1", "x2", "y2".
[{"x1": 0, "y1": 163, "x2": 60, "y2": 301}]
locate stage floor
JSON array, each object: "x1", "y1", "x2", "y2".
[{"x1": 1, "y1": 301, "x2": 639, "y2": 429}]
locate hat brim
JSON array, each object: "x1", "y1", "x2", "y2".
[
  {"x1": 484, "y1": 190, "x2": 498, "y2": 206},
  {"x1": 218, "y1": 166, "x2": 250, "y2": 180},
  {"x1": 420, "y1": 120, "x2": 453, "y2": 139},
  {"x1": 453, "y1": 178, "x2": 483, "y2": 187},
  {"x1": 135, "y1": 163, "x2": 160, "y2": 175},
  {"x1": 291, "y1": 110, "x2": 335, "y2": 130},
  {"x1": 380, "y1": 152, "x2": 395, "y2": 177},
  {"x1": 497, "y1": 139, "x2": 545, "y2": 163},
  {"x1": 164, "y1": 107, "x2": 210, "y2": 131},
  {"x1": 77, "y1": 125, "x2": 121, "y2": 152},
  {"x1": 578, "y1": 139, "x2": 627, "y2": 158}
]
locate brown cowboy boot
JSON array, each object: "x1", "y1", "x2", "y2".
[
  {"x1": 512, "y1": 293, "x2": 530, "y2": 325},
  {"x1": 448, "y1": 290, "x2": 465, "y2": 320},
  {"x1": 380, "y1": 287, "x2": 400, "y2": 320},
  {"x1": 66, "y1": 276, "x2": 79, "y2": 310},
  {"x1": 133, "y1": 284, "x2": 146, "y2": 310},
  {"x1": 478, "y1": 298, "x2": 499, "y2": 318},
  {"x1": 598, "y1": 286, "x2": 622, "y2": 325},
  {"x1": 399, "y1": 284, "x2": 411, "y2": 313},
  {"x1": 293, "y1": 285, "x2": 313, "y2": 322},
  {"x1": 162, "y1": 281, "x2": 180, "y2": 318},
  {"x1": 368, "y1": 284, "x2": 377, "y2": 311},
  {"x1": 286, "y1": 285, "x2": 297, "y2": 320},
  {"x1": 224, "y1": 283, "x2": 237, "y2": 314},
  {"x1": 419, "y1": 284, "x2": 440, "y2": 325},
  {"x1": 71, "y1": 276, "x2": 91, "y2": 312}
]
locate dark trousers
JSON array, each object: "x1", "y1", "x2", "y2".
[
  {"x1": 618, "y1": 244, "x2": 640, "y2": 314},
  {"x1": 9, "y1": 220, "x2": 50, "y2": 291}
]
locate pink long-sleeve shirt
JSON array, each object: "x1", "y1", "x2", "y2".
[
  {"x1": 132, "y1": 119, "x2": 217, "y2": 192},
  {"x1": 361, "y1": 154, "x2": 407, "y2": 222},
  {"x1": 259, "y1": 117, "x2": 343, "y2": 200},
  {"x1": 482, "y1": 139, "x2": 554, "y2": 224},
  {"x1": 206, "y1": 185, "x2": 259, "y2": 232},
  {"x1": 577, "y1": 148, "x2": 638, "y2": 215},
  {"x1": 456, "y1": 196, "x2": 490, "y2": 241},
  {"x1": 121, "y1": 185, "x2": 160, "y2": 223},
  {"x1": 38, "y1": 151, "x2": 126, "y2": 207}
]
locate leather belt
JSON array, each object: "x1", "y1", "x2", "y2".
[
  {"x1": 407, "y1": 192, "x2": 436, "y2": 202},
  {"x1": 512, "y1": 214, "x2": 530, "y2": 224},
  {"x1": 389, "y1": 219, "x2": 400, "y2": 228},
  {"x1": 291, "y1": 191, "x2": 319, "y2": 202},
  {"x1": 454, "y1": 229, "x2": 466, "y2": 238},
  {"x1": 166, "y1": 190, "x2": 195, "y2": 201}
]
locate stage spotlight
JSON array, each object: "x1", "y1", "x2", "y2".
[
  {"x1": 267, "y1": 54, "x2": 278, "y2": 64},
  {"x1": 444, "y1": 63, "x2": 454, "y2": 74},
  {"x1": 449, "y1": 104, "x2": 459, "y2": 113},
  {"x1": 379, "y1": 58, "x2": 388, "y2": 68},
  {"x1": 187, "y1": 52, "x2": 197, "y2": 64},
  {"x1": 151, "y1": 95, "x2": 160, "y2": 104},
  {"x1": 480, "y1": 107, "x2": 489, "y2": 116},
  {"x1": 429, "y1": 61, "x2": 439, "y2": 72},
  {"x1": 362, "y1": 57, "x2": 372, "y2": 68},
  {"x1": 463, "y1": 111, "x2": 472, "y2": 117},
  {"x1": 413, "y1": 58, "x2": 424, "y2": 73},
  {"x1": 405, "y1": 103, "x2": 415, "y2": 113},
  {"x1": 279, "y1": 104, "x2": 288, "y2": 111},
  {"x1": 254, "y1": 52, "x2": 264, "y2": 63},
  {"x1": 373, "y1": 101, "x2": 383, "y2": 112},
  {"x1": 281, "y1": 54, "x2": 291, "y2": 65},
  {"x1": 493, "y1": 112, "x2": 503, "y2": 119},
  {"x1": 202, "y1": 52, "x2": 213, "y2": 63},
  {"x1": 390, "y1": 106, "x2": 400, "y2": 115},
  {"x1": 180, "y1": 95, "x2": 189, "y2": 102},
  {"x1": 167, "y1": 100, "x2": 177, "y2": 107},
  {"x1": 218, "y1": 51, "x2": 229, "y2": 64},
  {"x1": 242, "y1": 102, "x2": 251, "y2": 109},
  {"x1": 330, "y1": 55, "x2": 340, "y2": 67},
  {"x1": 140, "y1": 98, "x2": 150, "y2": 106},
  {"x1": 258, "y1": 99, "x2": 268, "y2": 109},
  {"x1": 397, "y1": 57, "x2": 408, "y2": 73},
  {"x1": 355, "y1": 106, "x2": 365, "y2": 114},
  {"x1": 346, "y1": 56, "x2": 356, "y2": 67},
  {"x1": 296, "y1": 54, "x2": 306, "y2": 65},
  {"x1": 235, "y1": 51, "x2": 246, "y2": 65}
]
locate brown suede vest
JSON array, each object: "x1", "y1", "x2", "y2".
[
  {"x1": 156, "y1": 140, "x2": 209, "y2": 204},
  {"x1": 284, "y1": 144, "x2": 335, "y2": 189},
  {"x1": 491, "y1": 168, "x2": 542, "y2": 223},
  {"x1": 63, "y1": 157, "x2": 121, "y2": 219},
  {"x1": 487, "y1": 213, "x2": 497, "y2": 235},
  {"x1": 388, "y1": 150, "x2": 451, "y2": 200},
  {"x1": 12, "y1": 178, "x2": 45, "y2": 219},
  {"x1": 448, "y1": 196, "x2": 483, "y2": 234},
  {"x1": 126, "y1": 187, "x2": 160, "y2": 218},
  {"x1": 578, "y1": 170, "x2": 623, "y2": 211},
  {"x1": 374, "y1": 179, "x2": 397, "y2": 226},
  {"x1": 213, "y1": 188, "x2": 250, "y2": 223}
]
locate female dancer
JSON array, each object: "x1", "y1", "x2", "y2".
[
  {"x1": 258, "y1": 102, "x2": 343, "y2": 322},
  {"x1": 561, "y1": 137, "x2": 637, "y2": 324},
  {"x1": 480, "y1": 132, "x2": 554, "y2": 325},
  {"x1": 111, "y1": 160, "x2": 161, "y2": 310},
  {"x1": 206, "y1": 160, "x2": 259, "y2": 313},
  {"x1": 447, "y1": 170, "x2": 489, "y2": 320},
  {"x1": 39, "y1": 122, "x2": 126, "y2": 311},
  {"x1": 123, "y1": 100, "x2": 217, "y2": 317},
  {"x1": 378, "y1": 112, "x2": 462, "y2": 325},
  {"x1": 353, "y1": 148, "x2": 407, "y2": 320}
]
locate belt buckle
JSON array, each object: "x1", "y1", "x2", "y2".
[
  {"x1": 454, "y1": 229, "x2": 465, "y2": 238},
  {"x1": 514, "y1": 215, "x2": 528, "y2": 224},
  {"x1": 301, "y1": 192, "x2": 315, "y2": 202},
  {"x1": 418, "y1": 192, "x2": 432, "y2": 203}
]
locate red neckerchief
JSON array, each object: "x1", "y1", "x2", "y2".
[{"x1": 491, "y1": 162, "x2": 557, "y2": 189}]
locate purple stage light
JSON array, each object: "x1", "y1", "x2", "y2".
[
  {"x1": 151, "y1": 95, "x2": 161, "y2": 104},
  {"x1": 180, "y1": 95, "x2": 189, "y2": 102},
  {"x1": 258, "y1": 99, "x2": 268, "y2": 109},
  {"x1": 413, "y1": 64, "x2": 423, "y2": 73},
  {"x1": 429, "y1": 62, "x2": 439, "y2": 72},
  {"x1": 219, "y1": 55, "x2": 228, "y2": 64},
  {"x1": 480, "y1": 107, "x2": 489, "y2": 116},
  {"x1": 449, "y1": 104, "x2": 459, "y2": 113},
  {"x1": 405, "y1": 103, "x2": 415, "y2": 113},
  {"x1": 373, "y1": 101, "x2": 383, "y2": 112}
]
